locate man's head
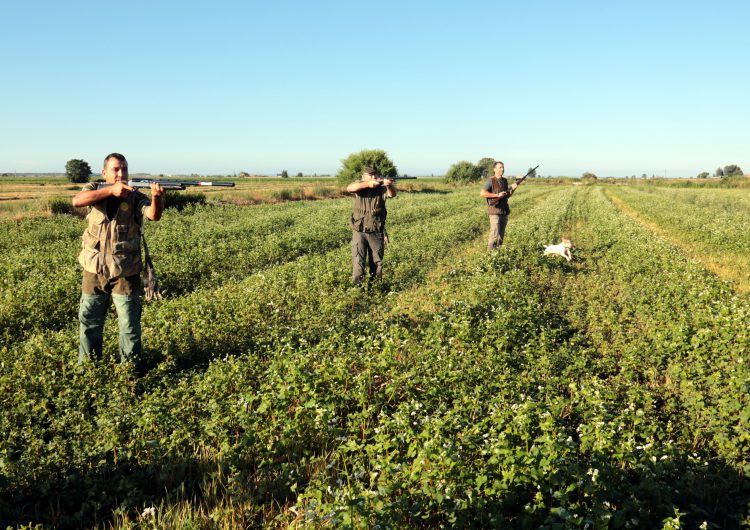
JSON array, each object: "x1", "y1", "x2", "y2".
[
  {"x1": 102, "y1": 153, "x2": 128, "y2": 183},
  {"x1": 362, "y1": 165, "x2": 379, "y2": 180},
  {"x1": 493, "y1": 161, "x2": 505, "y2": 178}
]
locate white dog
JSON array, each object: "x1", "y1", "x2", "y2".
[{"x1": 543, "y1": 238, "x2": 573, "y2": 262}]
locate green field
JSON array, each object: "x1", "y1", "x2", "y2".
[
  {"x1": 0, "y1": 176, "x2": 440, "y2": 220},
  {"x1": 1, "y1": 181, "x2": 749, "y2": 528}
]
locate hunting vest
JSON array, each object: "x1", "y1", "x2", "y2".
[
  {"x1": 78, "y1": 190, "x2": 147, "y2": 279},
  {"x1": 350, "y1": 187, "x2": 387, "y2": 233},
  {"x1": 486, "y1": 177, "x2": 510, "y2": 215}
]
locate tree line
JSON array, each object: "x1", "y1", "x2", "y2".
[{"x1": 63, "y1": 157, "x2": 746, "y2": 185}]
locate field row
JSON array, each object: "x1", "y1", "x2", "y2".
[{"x1": 607, "y1": 185, "x2": 750, "y2": 292}]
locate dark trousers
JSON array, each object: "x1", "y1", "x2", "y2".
[{"x1": 351, "y1": 231, "x2": 384, "y2": 285}]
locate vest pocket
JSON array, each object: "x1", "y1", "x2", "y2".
[
  {"x1": 82, "y1": 229, "x2": 101, "y2": 250},
  {"x1": 114, "y1": 226, "x2": 139, "y2": 253}
]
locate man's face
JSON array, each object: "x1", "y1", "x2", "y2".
[
  {"x1": 363, "y1": 170, "x2": 378, "y2": 181},
  {"x1": 493, "y1": 163, "x2": 504, "y2": 178},
  {"x1": 102, "y1": 158, "x2": 128, "y2": 183}
]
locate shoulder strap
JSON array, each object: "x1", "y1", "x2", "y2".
[{"x1": 138, "y1": 223, "x2": 162, "y2": 301}]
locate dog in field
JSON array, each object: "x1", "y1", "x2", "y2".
[{"x1": 543, "y1": 238, "x2": 573, "y2": 262}]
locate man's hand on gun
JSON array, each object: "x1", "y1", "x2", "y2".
[
  {"x1": 371, "y1": 178, "x2": 393, "y2": 188},
  {"x1": 110, "y1": 180, "x2": 134, "y2": 198},
  {"x1": 149, "y1": 181, "x2": 165, "y2": 198},
  {"x1": 506, "y1": 165, "x2": 539, "y2": 198}
]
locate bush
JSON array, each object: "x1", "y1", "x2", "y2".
[
  {"x1": 336, "y1": 149, "x2": 397, "y2": 186},
  {"x1": 46, "y1": 197, "x2": 82, "y2": 216},
  {"x1": 445, "y1": 160, "x2": 482, "y2": 184}
]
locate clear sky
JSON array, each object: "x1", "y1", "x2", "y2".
[{"x1": 1, "y1": 0, "x2": 747, "y2": 177}]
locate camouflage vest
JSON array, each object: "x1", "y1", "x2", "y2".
[
  {"x1": 350, "y1": 187, "x2": 387, "y2": 233},
  {"x1": 486, "y1": 177, "x2": 510, "y2": 215},
  {"x1": 78, "y1": 192, "x2": 146, "y2": 279}
]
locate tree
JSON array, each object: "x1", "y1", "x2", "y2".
[
  {"x1": 476, "y1": 157, "x2": 496, "y2": 179},
  {"x1": 581, "y1": 172, "x2": 598, "y2": 185},
  {"x1": 65, "y1": 159, "x2": 92, "y2": 183},
  {"x1": 296, "y1": 172, "x2": 303, "y2": 178},
  {"x1": 445, "y1": 161, "x2": 482, "y2": 184},
  {"x1": 723, "y1": 164, "x2": 743, "y2": 176},
  {"x1": 697, "y1": 171, "x2": 709, "y2": 179},
  {"x1": 715, "y1": 167, "x2": 724, "y2": 177},
  {"x1": 280, "y1": 170, "x2": 289, "y2": 178},
  {"x1": 336, "y1": 149, "x2": 397, "y2": 186}
]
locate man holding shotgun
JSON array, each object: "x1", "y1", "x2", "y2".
[
  {"x1": 346, "y1": 166, "x2": 397, "y2": 286},
  {"x1": 479, "y1": 161, "x2": 536, "y2": 251},
  {"x1": 72, "y1": 153, "x2": 165, "y2": 372}
]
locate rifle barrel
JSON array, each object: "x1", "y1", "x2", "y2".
[
  {"x1": 96, "y1": 179, "x2": 235, "y2": 190},
  {"x1": 130, "y1": 180, "x2": 235, "y2": 188},
  {"x1": 516, "y1": 165, "x2": 539, "y2": 182}
]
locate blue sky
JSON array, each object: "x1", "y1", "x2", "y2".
[{"x1": 1, "y1": 0, "x2": 747, "y2": 177}]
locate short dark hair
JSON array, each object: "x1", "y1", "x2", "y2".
[
  {"x1": 494, "y1": 161, "x2": 504, "y2": 167},
  {"x1": 362, "y1": 165, "x2": 377, "y2": 175},
  {"x1": 103, "y1": 153, "x2": 127, "y2": 167}
]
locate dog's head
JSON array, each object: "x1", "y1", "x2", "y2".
[{"x1": 561, "y1": 238, "x2": 572, "y2": 248}]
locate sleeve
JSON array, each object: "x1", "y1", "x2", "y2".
[
  {"x1": 81, "y1": 182, "x2": 97, "y2": 192},
  {"x1": 136, "y1": 191, "x2": 152, "y2": 217},
  {"x1": 482, "y1": 178, "x2": 493, "y2": 192}
]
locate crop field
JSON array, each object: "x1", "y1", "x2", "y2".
[
  {"x1": 1, "y1": 183, "x2": 749, "y2": 528},
  {"x1": 0, "y1": 176, "x2": 438, "y2": 220}
]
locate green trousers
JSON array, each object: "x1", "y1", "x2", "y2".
[{"x1": 78, "y1": 292, "x2": 142, "y2": 366}]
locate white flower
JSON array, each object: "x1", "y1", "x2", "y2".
[{"x1": 141, "y1": 506, "x2": 156, "y2": 518}]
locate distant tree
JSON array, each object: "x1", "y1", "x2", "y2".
[
  {"x1": 238, "y1": 171, "x2": 250, "y2": 178},
  {"x1": 296, "y1": 172, "x2": 303, "y2": 177},
  {"x1": 65, "y1": 159, "x2": 92, "y2": 183},
  {"x1": 715, "y1": 167, "x2": 724, "y2": 177},
  {"x1": 336, "y1": 149, "x2": 397, "y2": 185},
  {"x1": 641, "y1": 173, "x2": 647, "y2": 179},
  {"x1": 581, "y1": 172, "x2": 598, "y2": 185},
  {"x1": 280, "y1": 170, "x2": 289, "y2": 179},
  {"x1": 445, "y1": 161, "x2": 482, "y2": 184},
  {"x1": 723, "y1": 164, "x2": 743, "y2": 176},
  {"x1": 697, "y1": 171, "x2": 709, "y2": 179},
  {"x1": 476, "y1": 157, "x2": 496, "y2": 179}
]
